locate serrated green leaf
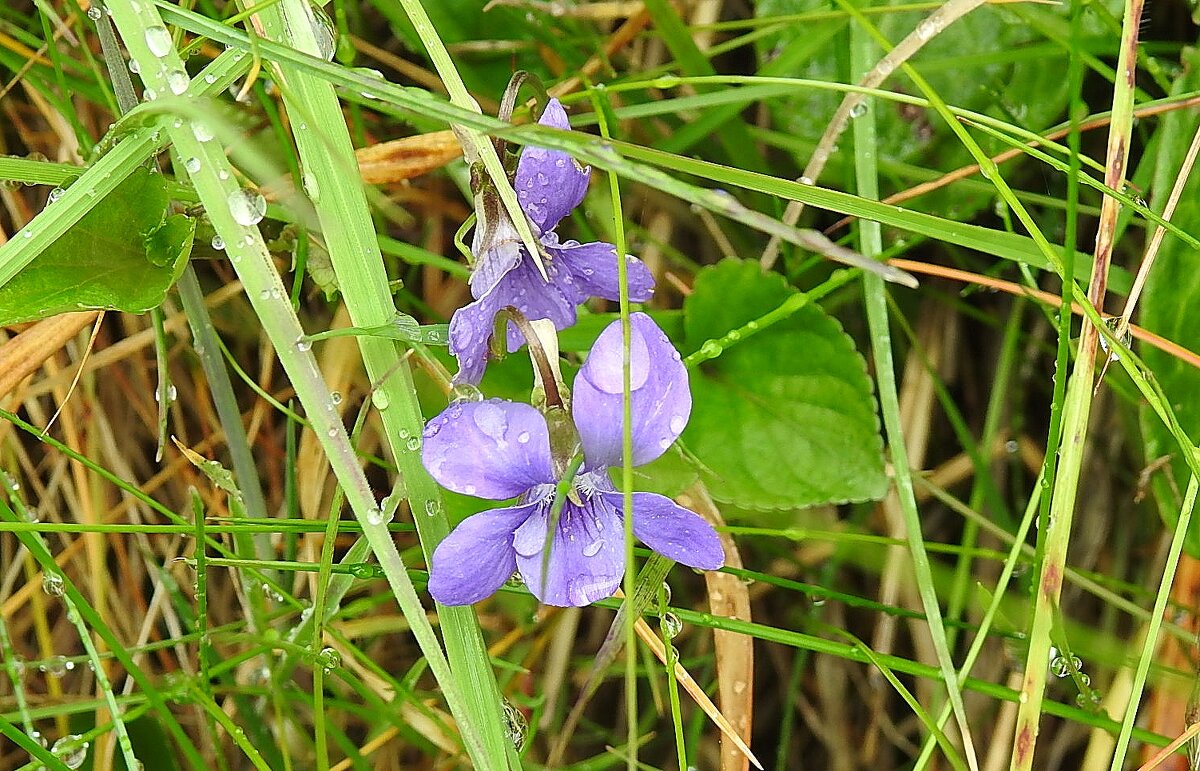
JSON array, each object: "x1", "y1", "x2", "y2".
[
  {"x1": 1139, "y1": 47, "x2": 1200, "y2": 556},
  {"x1": 682, "y1": 259, "x2": 887, "y2": 509},
  {"x1": 0, "y1": 166, "x2": 192, "y2": 324}
]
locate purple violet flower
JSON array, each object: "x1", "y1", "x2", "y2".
[
  {"x1": 449, "y1": 98, "x2": 656, "y2": 385},
  {"x1": 423, "y1": 313, "x2": 724, "y2": 607}
]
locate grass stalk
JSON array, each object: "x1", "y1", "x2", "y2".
[
  {"x1": 235, "y1": 0, "x2": 517, "y2": 766},
  {"x1": 102, "y1": 1, "x2": 496, "y2": 766},
  {"x1": 849, "y1": 19, "x2": 979, "y2": 771},
  {"x1": 1009, "y1": 2, "x2": 1142, "y2": 766}
]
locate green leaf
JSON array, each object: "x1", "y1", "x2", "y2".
[
  {"x1": 1139, "y1": 47, "x2": 1200, "y2": 555},
  {"x1": 0, "y1": 166, "x2": 192, "y2": 324},
  {"x1": 682, "y1": 259, "x2": 887, "y2": 509}
]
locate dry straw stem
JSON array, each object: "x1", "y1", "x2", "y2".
[
  {"x1": 1008, "y1": 1, "x2": 1144, "y2": 768},
  {"x1": 760, "y1": 0, "x2": 989, "y2": 270},
  {"x1": 684, "y1": 482, "x2": 755, "y2": 771}
]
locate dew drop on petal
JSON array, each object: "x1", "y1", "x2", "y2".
[
  {"x1": 464, "y1": 484, "x2": 477, "y2": 495},
  {"x1": 517, "y1": 431, "x2": 530, "y2": 444},
  {"x1": 669, "y1": 415, "x2": 686, "y2": 434},
  {"x1": 582, "y1": 540, "x2": 603, "y2": 557}
]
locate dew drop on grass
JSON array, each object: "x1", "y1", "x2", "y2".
[
  {"x1": 144, "y1": 25, "x2": 172, "y2": 57},
  {"x1": 51, "y1": 735, "x2": 89, "y2": 769},
  {"x1": 87, "y1": 6, "x2": 101, "y2": 20},
  {"x1": 295, "y1": 336, "x2": 313, "y2": 352},
  {"x1": 849, "y1": 101, "x2": 868, "y2": 118},
  {"x1": 211, "y1": 234, "x2": 225, "y2": 250},
  {"x1": 42, "y1": 572, "x2": 64, "y2": 597},
  {"x1": 228, "y1": 188, "x2": 266, "y2": 226},
  {"x1": 129, "y1": 59, "x2": 141, "y2": 74},
  {"x1": 166, "y1": 69, "x2": 189, "y2": 95},
  {"x1": 423, "y1": 500, "x2": 442, "y2": 518},
  {"x1": 185, "y1": 157, "x2": 201, "y2": 174},
  {"x1": 316, "y1": 646, "x2": 341, "y2": 673},
  {"x1": 47, "y1": 187, "x2": 64, "y2": 204},
  {"x1": 192, "y1": 122, "x2": 214, "y2": 142},
  {"x1": 370, "y1": 390, "x2": 390, "y2": 410},
  {"x1": 660, "y1": 612, "x2": 682, "y2": 639},
  {"x1": 501, "y1": 699, "x2": 528, "y2": 750}
]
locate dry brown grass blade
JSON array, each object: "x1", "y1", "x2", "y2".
[
  {"x1": 630, "y1": 610, "x2": 764, "y2": 769},
  {"x1": 760, "y1": 0, "x2": 989, "y2": 270},
  {"x1": 354, "y1": 131, "x2": 465, "y2": 184},
  {"x1": 683, "y1": 482, "x2": 755, "y2": 771},
  {"x1": 1134, "y1": 721, "x2": 1200, "y2": 771},
  {"x1": 886, "y1": 258, "x2": 1200, "y2": 372},
  {"x1": 0, "y1": 311, "x2": 98, "y2": 401}
]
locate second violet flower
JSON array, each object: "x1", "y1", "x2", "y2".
[
  {"x1": 423, "y1": 313, "x2": 724, "y2": 607},
  {"x1": 449, "y1": 98, "x2": 655, "y2": 385}
]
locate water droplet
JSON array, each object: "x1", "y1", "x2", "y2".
[
  {"x1": 329, "y1": 391, "x2": 343, "y2": 406},
  {"x1": 660, "y1": 581, "x2": 672, "y2": 605},
  {"x1": 144, "y1": 25, "x2": 173, "y2": 57},
  {"x1": 365, "y1": 506, "x2": 386, "y2": 526},
  {"x1": 309, "y1": 2, "x2": 338, "y2": 61},
  {"x1": 42, "y1": 572, "x2": 65, "y2": 597},
  {"x1": 316, "y1": 646, "x2": 341, "y2": 673},
  {"x1": 669, "y1": 415, "x2": 686, "y2": 434},
  {"x1": 217, "y1": 169, "x2": 229, "y2": 181},
  {"x1": 582, "y1": 540, "x2": 603, "y2": 557},
  {"x1": 658, "y1": 436, "x2": 673, "y2": 450},
  {"x1": 192, "y1": 122, "x2": 214, "y2": 142},
  {"x1": 185, "y1": 157, "x2": 201, "y2": 174},
  {"x1": 517, "y1": 431, "x2": 530, "y2": 444},
  {"x1": 424, "y1": 500, "x2": 442, "y2": 517},
  {"x1": 41, "y1": 655, "x2": 73, "y2": 677},
  {"x1": 227, "y1": 188, "x2": 266, "y2": 226},
  {"x1": 501, "y1": 699, "x2": 528, "y2": 750},
  {"x1": 166, "y1": 69, "x2": 189, "y2": 95},
  {"x1": 51, "y1": 734, "x2": 89, "y2": 769},
  {"x1": 405, "y1": 436, "x2": 421, "y2": 452},
  {"x1": 47, "y1": 187, "x2": 64, "y2": 204},
  {"x1": 464, "y1": 484, "x2": 477, "y2": 496},
  {"x1": 915, "y1": 19, "x2": 937, "y2": 41},
  {"x1": 211, "y1": 234, "x2": 225, "y2": 250},
  {"x1": 369, "y1": 389, "x2": 390, "y2": 410},
  {"x1": 87, "y1": 6, "x2": 101, "y2": 20},
  {"x1": 849, "y1": 101, "x2": 868, "y2": 118},
  {"x1": 699, "y1": 340, "x2": 721, "y2": 358},
  {"x1": 168, "y1": 384, "x2": 177, "y2": 401},
  {"x1": 301, "y1": 171, "x2": 319, "y2": 201},
  {"x1": 799, "y1": 176, "x2": 815, "y2": 186},
  {"x1": 1050, "y1": 656, "x2": 1071, "y2": 678},
  {"x1": 660, "y1": 612, "x2": 682, "y2": 639},
  {"x1": 448, "y1": 383, "x2": 483, "y2": 405}
]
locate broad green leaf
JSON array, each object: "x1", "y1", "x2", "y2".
[
  {"x1": 682, "y1": 259, "x2": 887, "y2": 509},
  {"x1": 1139, "y1": 47, "x2": 1200, "y2": 555},
  {"x1": 0, "y1": 166, "x2": 192, "y2": 324}
]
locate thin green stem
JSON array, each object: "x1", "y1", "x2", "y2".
[{"x1": 849, "y1": 18, "x2": 979, "y2": 771}]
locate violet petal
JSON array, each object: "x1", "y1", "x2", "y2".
[
  {"x1": 514, "y1": 99, "x2": 590, "y2": 233},
  {"x1": 447, "y1": 288, "x2": 503, "y2": 386},
  {"x1": 468, "y1": 216, "x2": 523, "y2": 298},
  {"x1": 602, "y1": 491, "x2": 724, "y2": 570},
  {"x1": 497, "y1": 258, "x2": 578, "y2": 352},
  {"x1": 428, "y1": 502, "x2": 538, "y2": 605},
  {"x1": 422, "y1": 400, "x2": 554, "y2": 499},
  {"x1": 572, "y1": 313, "x2": 691, "y2": 468},
  {"x1": 512, "y1": 496, "x2": 624, "y2": 606},
  {"x1": 550, "y1": 240, "x2": 655, "y2": 304}
]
